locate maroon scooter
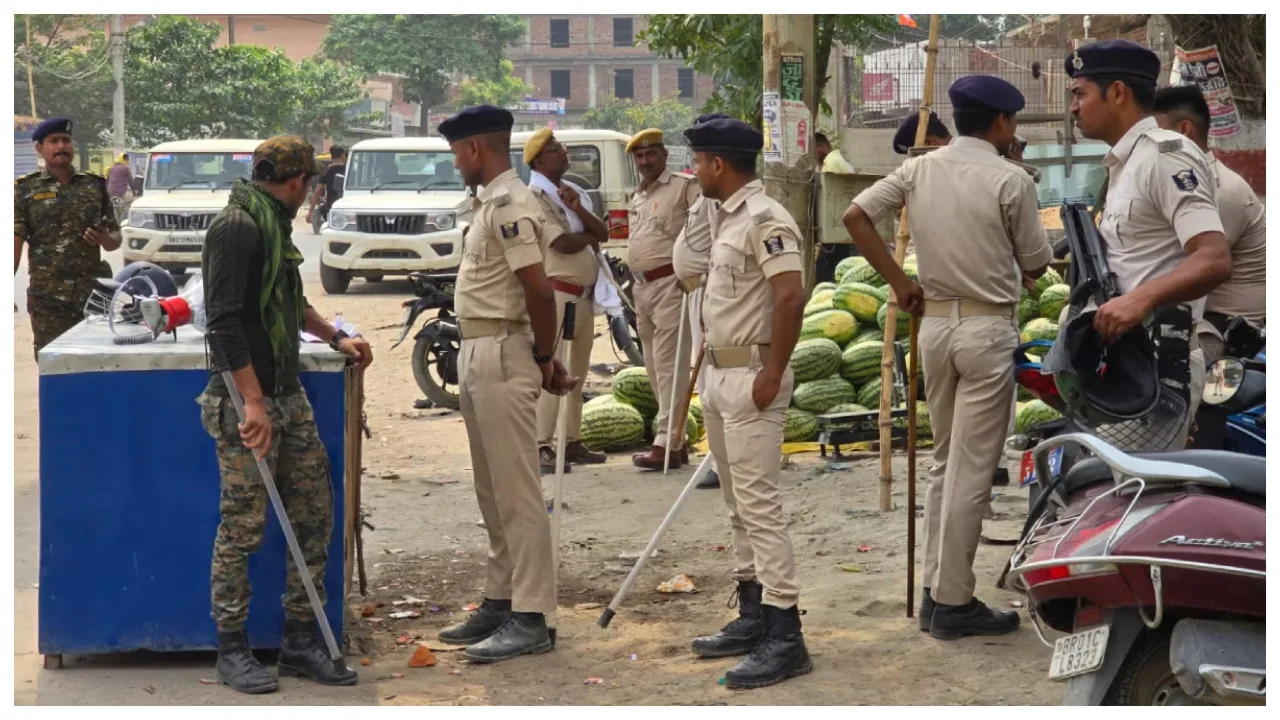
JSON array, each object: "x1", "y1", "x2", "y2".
[{"x1": 1001, "y1": 432, "x2": 1265, "y2": 705}]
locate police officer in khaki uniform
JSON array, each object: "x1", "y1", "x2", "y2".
[
  {"x1": 1067, "y1": 40, "x2": 1231, "y2": 441},
  {"x1": 434, "y1": 106, "x2": 576, "y2": 663},
  {"x1": 1152, "y1": 84, "x2": 1265, "y2": 366},
  {"x1": 523, "y1": 127, "x2": 611, "y2": 473},
  {"x1": 683, "y1": 117, "x2": 810, "y2": 689},
  {"x1": 626, "y1": 128, "x2": 701, "y2": 470},
  {"x1": 845, "y1": 76, "x2": 1053, "y2": 640}
]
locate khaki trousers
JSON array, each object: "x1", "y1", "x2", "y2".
[
  {"x1": 703, "y1": 354, "x2": 799, "y2": 609},
  {"x1": 635, "y1": 274, "x2": 690, "y2": 449},
  {"x1": 536, "y1": 289, "x2": 596, "y2": 446},
  {"x1": 920, "y1": 313, "x2": 1018, "y2": 606},
  {"x1": 459, "y1": 330, "x2": 556, "y2": 614}
]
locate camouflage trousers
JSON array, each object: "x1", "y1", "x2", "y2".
[
  {"x1": 198, "y1": 390, "x2": 334, "y2": 632},
  {"x1": 28, "y1": 294, "x2": 85, "y2": 360}
]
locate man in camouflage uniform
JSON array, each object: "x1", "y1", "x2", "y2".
[
  {"x1": 14, "y1": 117, "x2": 119, "y2": 358},
  {"x1": 198, "y1": 135, "x2": 372, "y2": 694}
]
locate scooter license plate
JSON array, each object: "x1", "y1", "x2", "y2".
[
  {"x1": 1048, "y1": 625, "x2": 1110, "y2": 681},
  {"x1": 1020, "y1": 446, "x2": 1064, "y2": 488}
]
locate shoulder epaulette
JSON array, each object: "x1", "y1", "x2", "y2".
[
  {"x1": 1157, "y1": 139, "x2": 1183, "y2": 154},
  {"x1": 491, "y1": 187, "x2": 511, "y2": 207},
  {"x1": 745, "y1": 193, "x2": 774, "y2": 224}
]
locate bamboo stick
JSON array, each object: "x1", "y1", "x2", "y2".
[{"x1": 905, "y1": 314, "x2": 920, "y2": 617}]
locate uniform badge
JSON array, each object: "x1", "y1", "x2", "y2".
[
  {"x1": 1172, "y1": 169, "x2": 1199, "y2": 192},
  {"x1": 764, "y1": 236, "x2": 785, "y2": 256},
  {"x1": 500, "y1": 221, "x2": 520, "y2": 239},
  {"x1": 1157, "y1": 139, "x2": 1182, "y2": 153},
  {"x1": 1072, "y1": 52, "x2": 1083, "y2": 71},
  {"x1": 32, "y1": 191, "x2": 57, "y2": 201}
]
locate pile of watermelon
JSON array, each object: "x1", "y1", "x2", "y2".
[
  {"x1": 579, "y1": 367, "x2": 706, "y2": 453},
  {"x1": 1017, "y1": 269, "x2": 1070, "y2": 401}
]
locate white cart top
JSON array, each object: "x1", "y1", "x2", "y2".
[{"x1": 38, "y1": 321, "x2": 347, "y2": 376}]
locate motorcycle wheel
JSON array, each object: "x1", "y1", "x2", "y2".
[
  {"x1": 412, "y1": 334, "x2": 460, "y2": 410},
  {"x1": 1103, "y1": 632, "x2": 1207, "y2": 706}
]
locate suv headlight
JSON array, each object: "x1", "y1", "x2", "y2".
[
  {"x1": 328, "y1": 210, "x2": 355, "y2": 231},
  {"x1": 128, "y1": 210, "x2": 155, "y2": 228},
  {"x1": 427, "y1": 211, "x2": 456, "y2": 231}
]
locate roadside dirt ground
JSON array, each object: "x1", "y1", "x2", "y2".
[{"x1": 13, "y1": 271, "x2": 1061, "y2": 706}]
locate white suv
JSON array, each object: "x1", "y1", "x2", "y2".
[
  {"x1": 121, "y1": 139, "x2": 260, "y2": 272},
  {"x1": 319, "y1": 137, "x2": 469, "y2": 294}
]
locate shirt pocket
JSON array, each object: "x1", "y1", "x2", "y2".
[
  {"x1": 709, "y1": 240, "x2": 748, "y2": 297},
  {"x1": 1099, "y1": 197, "x2": 1133, "y2": 248}
]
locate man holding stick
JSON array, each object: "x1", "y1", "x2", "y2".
[{"x1": 843, "y1": 76, "x2": 1052, "y2": 640}]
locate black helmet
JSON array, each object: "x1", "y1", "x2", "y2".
[
  {"x1": 115, "y1": 262, "x2": 179, "y2": 298},
  {"x1": 1053, "y1": 310, "x2": 1160, "y2": 423}
]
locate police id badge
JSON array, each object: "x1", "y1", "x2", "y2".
[
  {"x1": 1171, "y1": 169, "x2": 1199, "y2": 192},
  {"x1": 764, "y1": 236, "x2": 786, "y2": 256},
  {"x1": 500, "y1": 221, "x2": 520, "y2": 239}
]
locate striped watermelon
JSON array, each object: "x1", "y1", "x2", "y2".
[
  {"x1": 1038, "y1": 284, "x2": 1070, "y2": 321},
  {"x1": 843, "y1": 262, "x2": 884, "y2": 288},
  {"x1": 580, "y1": 399, "x2": 646, "y2": 451},
  {"x1": 1015, "y1": 399, "x2": 1061, "y2": 434},
  {"x1": 790, "y1": 338, "x2": 843, "y2": 383},
  {"x1": 799, "y1": 309, "x2": 858, "y2": 346},
  {"x1": 833, "y1": 282, "x2": 886, "y2": 323},
  {"x1": 840, "y1": 340, "x2": 884, "y2": 386},
  {"x1": 877, "y1": 301, "x2": 911, "y2": 336},
  {"x1": 612, "y1": 367, "x2": 658, "y2": 417},
  {"x1": 827, "y1": 402, "x2": 870, "y2": 414},
  {"x1": 649, "y1": 410, "x2": 700, "y2": 447},
  {"x1": 891, "y1": 402, "x2": 932, "y2": 436},
  {"x1": 857, "y1": 376, "x2": 885, "y2": 409},
  {"x1": 1017, "y1": 293, "x2": 1039, "y2": 325},
  {"x1": 793, "y1": 376, "x2": 857, "y2": 413},
  {"x1": 689, "y1": 395, "x2": 704, "y2": 432},
  {"x1": 784, "y1": 407, "x2": 819, "y2": 442},
  {"x1": 833, "y1": 256, "x2": 868, "y2": 284},
  {"x1": 1032, "y1": 268, "x2": 1064, "y2": 298},
  {"x1": 804, "y1": 289, "x2": 836, "y2": 316},
  {"x1": 1020, "y1": 318, "x2": 1058, "y2": 344},
  {"x1": 851, "y1": 327, "x2": 884, "y2": 345},
  {"x1": 813, "y1": 282, "x2": 837, "y2": 294}
]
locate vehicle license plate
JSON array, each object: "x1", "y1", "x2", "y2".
[
  {"x1": 169, "y1": 233, "x2": 204, "y2": 246},
  {"x1": 1048, "y1": 625, "x2": 1110, "y2": 681},
  {"x1": 1020, "y1": 446, "x2": 1064, "y2": 488}
]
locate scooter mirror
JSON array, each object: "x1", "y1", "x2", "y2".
[{"x1": 1203, "y1": 358, "x2": 1245, "y2": 406}]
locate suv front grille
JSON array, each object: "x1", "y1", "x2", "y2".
[
  {"x1": 357, "y1": 215, "x2": 427, "y2": 235},
  {"x1": 363, "y1": 250, "x2": 421, "y2": 260},
  {"x1": 155, "y1": 213, "x2": 215, "y2": 231}
]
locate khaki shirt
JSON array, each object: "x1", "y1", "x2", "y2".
[
  {"x1": 529, "y1": 186, "x2": 598, "y2": 287},
  {"x1": 1098, "y1": 117, "x2": 1224, "y2": 319},
  {"x1": 1206, "y1": 157, "x2": 1265, "y2": 323},
  {"x1": 455, "y1": 168, "x2": 546, "y2": 322},
  {"x1": 703, "y1": 181, "x2": 804, "y2": 348},
  {"x1": 852, "y1": 137, "x2": 1052, "y2": 305},
  {"x1": 673, "y1": 195, "x2": 717, "y2": 290},
  {"x1": 627, "y1": 169, "x2": 700, "y2": 272}
]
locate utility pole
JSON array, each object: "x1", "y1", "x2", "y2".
[
  {"x1": 227, "y1": 15, "x2": 236, "y2": 45},
  {"x1": 111, "y1": 14, "x2": 125, "y2": 155},
  {"x1": 24, "y1": 15, "x2": 37, "y2": 117},
  {"x1": 762, "y1": 15, "x2": 817, "y2": 291}
]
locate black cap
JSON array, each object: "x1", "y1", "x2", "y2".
[
  {"x1": 438, "y1": 105, "x2": 515, "y2": 143},
  {"x1": 33, "y1": 117, "x2": 73, "y2": 143},
  {"x1": 949, "y1": 75, "x2": 1026, "y2": 114},
  {"x1": 683, "y1": 118, "x2": 763, "y2": 154},
  {"x1": 1065, "y1": 39, "x2": 1161, "y2": 84},
  {"x1": 892, "y1": 111, "x2": 948, "y2": 154},
  {"x1": 694, "y1": 112, "x2": 732, "y2": 125}
]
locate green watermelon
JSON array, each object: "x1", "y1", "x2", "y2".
[
  {"x1": 800, "y1": 309, "x2": 858, "y2": 346},
  {"x1": 840, "y1": 340, "x2": 884, "y2": 386},
  {"x1": 1015, "y1": 400, "x2": 1061, "y2": 434},
  {"x1": 804, "y1": 291, "x2": 836, "y2": 317},
  {"x1": 649, "y1": 410, "x2": 699, "y2": 448},
  {"x1": 832, "y1": 282, "x2": 886, "y2": 323},
  {"x1": 851, "y1": 327, "x2": 884, "y2": 345},
  {"x1": 826, "y1": 403, "x2": 870, "y2": 414},
  {"x1": 813, "y1": 282, "x2": 837, "y2": 294},
  {"x1": 1032, "y1": 268, "x2": 1064, "y2": 298},
  {"x1": 689, "y1": 395, "x2": 704, "y2": 431},
  {"x1": 612, "y1": 367, "x2": 658, "y2": 417},
  {"x1": 792, "y1": 376, "x2": 857, "y2": 413},
  {"x1": 1017, "y1": 294, "x2": 1040, "y2": 325},
  {"x1": 1038, "y1": 284, "x2": 1071, "y2": 322},
  {"x1": 580, "y1": 399, "x2": 646, "y2": 451},
  {"x1": 784, "y1": 407, "x2": 819, "y2": 442},
  {"x1": 833, "y1": 256, "x2": 868, "y2": 284},
  {"x1": 1017, "y1": 385, "x2": 1035, "y2": 402},
  {"x1": 891, "y1": 402, "x2": 932, "y2": 436},
  {"x1": 857, "y1": 376, "x2": 885, "y2": 409},
  {"x1": 843, "y1": 262, "x2": 884, "y2": 288},
  {"x1": 1020, "y1": 318, "x2": 1059, "y2": 344},
  {"x1": 877, "y1": 301, "x2": 911, "y2": 336},
  {"x1": 790, "y1": 338, "x2": 844, "y2": 383}
]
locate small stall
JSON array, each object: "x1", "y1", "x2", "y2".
[{"x1": 37, "y1": 322, "x2": 351, "y2": 668}]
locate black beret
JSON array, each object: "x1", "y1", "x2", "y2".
[
  {"x1": 683, "y1": 118, "x2": 763, "y2": 154},
  {"x1": 892, "y1": 111, "x2": 949, "y2": 154},
  {"x1": 438, "y1": 105, "x2": 514, "y2": 143},
  {"x1": 949, "y1": 75, "x2": 1026, "y2": 114},
  {"x1": 1065, "y1": 39, "x2": 1161, "y2": 84},
  {"x1": 694, "y1": 112, "x2": 732, "y2": 125},
  {"x1": 33, "y1": 117, "x2": 73, "y2": 143}
]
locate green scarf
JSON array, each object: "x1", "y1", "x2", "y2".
[{"x1": 227, "y1": 180, "x2": 306, "y2": 391}]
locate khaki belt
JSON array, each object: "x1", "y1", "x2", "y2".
[
  {"x1": 634, "y1": 264, "x2": 675, "y2": 283},
  {"x1": 707, "y1": 344, "x2": 771, "y2": 369},
  {"x1": 458, "y1": 318, "x2": 531, "y2": 340},
  {"x1": 551, "y1": 279, "x2": 592, "y2": 297},
  {"x1": 923, "y1": 299, "x2": 1015, "y2": 319}
]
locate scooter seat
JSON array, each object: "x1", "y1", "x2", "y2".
[{"x1": 1064, "y1": 450, "x2": 1266, "y2": 498}]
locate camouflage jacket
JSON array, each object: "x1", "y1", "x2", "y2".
[{"x1": 15, "y1": 169, "x2": 117, "y2": 302}]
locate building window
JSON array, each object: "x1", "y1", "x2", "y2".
[
  {"x1": 549, "y1": 18, "x2": 570, "y2": 48},
  {"x1": 614, "y1": 69, "x2": 634, "y2": 99},
  {"x1": 550, "y1": 70, "x2": 571, "y2": 99},
  {"x1": 678, "y1": 68, "x2": 694, "y2": 99},
  {"x1": 613, "y1": 17, "x2": 634, "y2": 47}
]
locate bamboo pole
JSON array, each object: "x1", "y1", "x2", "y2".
[
  {"x1": 877, "y1": 15, "x2": 941, "y2": 512},
  {"x1": 672, "y1": 344, "x2": 706, "y2": 452},
  {"x1": 905, "y1": 314, "x2": 920, "y2": 617},
  {"x1": 25, "y1": 16, "x2": 37, "y2": 116}
]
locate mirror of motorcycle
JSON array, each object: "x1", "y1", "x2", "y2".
[{"x1": 1203, "y1": 358, "x2": 1245, "y2": 406}]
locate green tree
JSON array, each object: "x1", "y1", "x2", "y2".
[
  {"x1": 456, "y1": 60, "x2": 532, "y2": 109},
  {"x1": 640, "y1": 15, "x2": 896, "y2": 127},
  {"x1": 323, "y1": 14, "x2": 526, "y2": 133},
  {"x1": 582, "y1": 96, "x2": 696, "y2": 143},
  {"x1": 286, "y1": 58, "x2": 372, "y2": 143}
]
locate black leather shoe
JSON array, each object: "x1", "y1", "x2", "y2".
[
  {"x1": 724, "y1": 605, "x2": 813, "y2": 690},
  {"x1": 215, "y1": 630, "x2": 278, "y2": 694},
  {"x1": 696, "y1": 469, "x2": 721, "y2": 489},
  {"x1": 463, "y1": 612, "x2": 554, "y2": 663},
  {"x1": 691, "y1": 581, "x2": 764, "y2": 658},
  {"x1": 930, "y1": 598, "x2": 1020, "y2": 640},
  {"x1": 918, "y1": 587, "x2": 935, "y2": 632},
  {"x1": 438, "y1": 598, "x2": 511, "y2": 645},
  {"x1": 278, "y1": 619, "x2": 358, "y2": 686}
]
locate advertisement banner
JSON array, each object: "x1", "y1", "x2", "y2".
[
  {"x1": 1170, "y1": 45, "x2": 1242, "y2": 138},
  {"x1": 862, "y1": 73, "x2": 895, "y2": 104}
]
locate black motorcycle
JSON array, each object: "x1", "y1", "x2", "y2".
[
  {"x1": 392, "y1": 272, "x2": 461, "y2": 410},
  {"x1": 603, "y1": 252, "x2": 644, "y2": 367}
]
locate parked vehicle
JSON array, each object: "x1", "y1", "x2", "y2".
[
  {"x1": 1190, "y1": 353, "x2": 1266, "y2": 455},
  {"x1": 602, "y1": 251, "x2": 644, "y2": 367},
  {"x1": 391, "y1": 272, "x2": 460, "y2": 410}
]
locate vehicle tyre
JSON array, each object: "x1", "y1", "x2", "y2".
[
  {"x1": 412, "y1": 334, "x2": 460, "y2": 410},
  {"x1": 1103, "y1": 631, "x2": 1205, "y2": 705},
  {"x1": 320, "y1": 262, "x2": 350, "y2": 294},
  {"x1": 364, "y1": 275, "x2": 385, "y2": 284}
]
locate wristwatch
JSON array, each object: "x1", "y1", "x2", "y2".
[
  {"x1": 533, "y1": 352, "x2": 554, "y2": 365},
  {"x1": 329, "y1": 329, "x2": 350, "y2": 350}
]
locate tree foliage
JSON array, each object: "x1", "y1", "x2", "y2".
[
  {"x1": 582, "y1": 96, "x2": 696, "y2": 141},
  {"x1": 456, "y1": 60, "x2": 533, "y2": 109},
  {"x1": 900, "y1": 14, "x2": 1025, "y2": 42}
]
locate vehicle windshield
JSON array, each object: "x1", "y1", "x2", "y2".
[
  {"x1": 1025, "y1": 141, "x2": 1110, "y2": 208},
  {"x1": 145, "y1": 152, "x2": 253, "y2": 190},
  {"x1": 345, "y1": 150, "x2": 465, "y2": 191},
  {"x1": 509, "y1": 145, "x2": 602, "y2": 188}
]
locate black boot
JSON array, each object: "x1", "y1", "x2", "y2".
[
  {"x1": 697, "y1": 469, "x2": 721, "y2": 489},
  {"x1": 277, "y1": 619, "x2": 358, "y2": 686},
  {"x1": 918, "y1": 587, "x2": 935, "y2": 632},
  {"x1": 929, "y1": 597, "x2": 1020, "y2": 640},
  {"x1": 463, "y1": 611, "x2": 554, "y2": 663},
  {"x1": 215, "y1": 630, "x2": 278, "y2": 694},
  {"x1": 724, "y1": 605, "x2": 813, "y2": 690},
  {"x1": 691, "y1": 581, "x2": 764, "y2": 658},
  {"x1": 438, "y1": 598, "x2": 511, "y2": 645}
]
